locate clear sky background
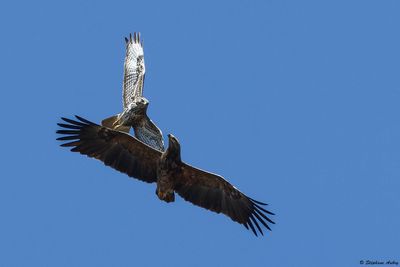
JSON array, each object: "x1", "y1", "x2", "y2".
[{"x1": 1, "y1": 0, "x2": 399, "y2": 266}]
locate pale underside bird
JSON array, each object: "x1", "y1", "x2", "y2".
[
  {"x1": 57, "y1": 116, "x2": 275, "y2": 236},
  {"x1": 102, "y1": 32, "x2": 164, "y2": 151}
]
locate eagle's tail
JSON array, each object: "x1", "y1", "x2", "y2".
[{"x1": 101, "y1": 115, "x2": 130, "y2": 133}]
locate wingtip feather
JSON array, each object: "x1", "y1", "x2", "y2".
[
  {"x1": 246, "y1": 218, "x2": 258, "y2": 236},
  {"x1": 75, "y1": 115, "x2": 95, "y2": 125},
  {"x1": 249, "y1": 197, "x2": 268, "y2": 206},
  {"x1": 250, "y1": 214, "x2": 263, "y2": 236}
]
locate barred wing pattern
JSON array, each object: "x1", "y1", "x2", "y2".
[
  {"x1": 134, "y1": 116, "x2": 165, "y2": 151},
  {"x1": 123, "y1": 32, "x2": 146, "y2": 108}
]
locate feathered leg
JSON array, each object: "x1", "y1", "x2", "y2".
[{"x1": 101, "y1": 115, "x2": 130, "y2": 133}]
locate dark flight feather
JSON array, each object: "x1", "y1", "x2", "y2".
[{"x1": 57, "y1": 116, "x2": 161, "y2": 183}]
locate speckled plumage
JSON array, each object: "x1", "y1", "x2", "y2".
[
  {"x1": 102, "y1": 33, "x2": 164, "y2": 151},
  {"x1": 123, "y1": 32, "x2": 145, "y2": 108}
]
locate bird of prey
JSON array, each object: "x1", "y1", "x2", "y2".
[
  {"x1": 102, "y1": 32, "x2": 164, "y2": 151},
  {"x1": 57, "y1": 116, "x2": 275, "y2": 236}
]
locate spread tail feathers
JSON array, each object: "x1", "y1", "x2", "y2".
[{"x1": 101, "y1": 115, "x2": 130, "y2": 133}]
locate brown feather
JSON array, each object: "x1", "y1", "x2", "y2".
[
  {"x1": 57, "y1": 116, "x2": 161, "y2": 183},
  {"x1": 174, "y1": 163, "x2": 274, "y2": 236}
]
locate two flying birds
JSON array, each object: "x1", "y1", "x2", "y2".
[{"x1": 57, "y1": 33, "x2": 274, "y2": 236}]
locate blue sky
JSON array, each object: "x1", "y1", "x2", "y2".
[{"x1": 1, "y1": 0, "x2": 399, "y2": 266}]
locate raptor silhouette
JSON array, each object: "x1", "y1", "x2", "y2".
[
  {"x1": 57, "y1": 116, "x2": 274, "y2": 236},
  {"x1": 102, "y1": 33, "x2": 164, "y2": 151}
]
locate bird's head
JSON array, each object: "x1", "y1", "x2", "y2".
[
  {"x1": 168, "y1": 134, "x2": 180, "y2": 148},
  {"x1": 127, "y1": 97, "x2": 149, "y2": 114},
  {"x1": 167, "y1": 134, "x2": 181, "y2": 160},
  {"x1": 135, "y1": 97, "x2": 149, "y2": 108}
]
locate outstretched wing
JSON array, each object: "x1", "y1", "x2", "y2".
[
  {"x1": 174, "y1": 164, "x2": 275, "y2": 236},
  {"x1": 123, "y1": 32, "x2": 146, "y2": 108},
  {"x1": 134, "y1": 116, "x2": 165, "y2": 151},
  {"x1": 56, "y1": 116, "x2": 161, "y2": 183}
]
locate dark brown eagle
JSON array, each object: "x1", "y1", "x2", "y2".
[{"x1": 57, "y1": 116, "x2": 274, "y2": 236}]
